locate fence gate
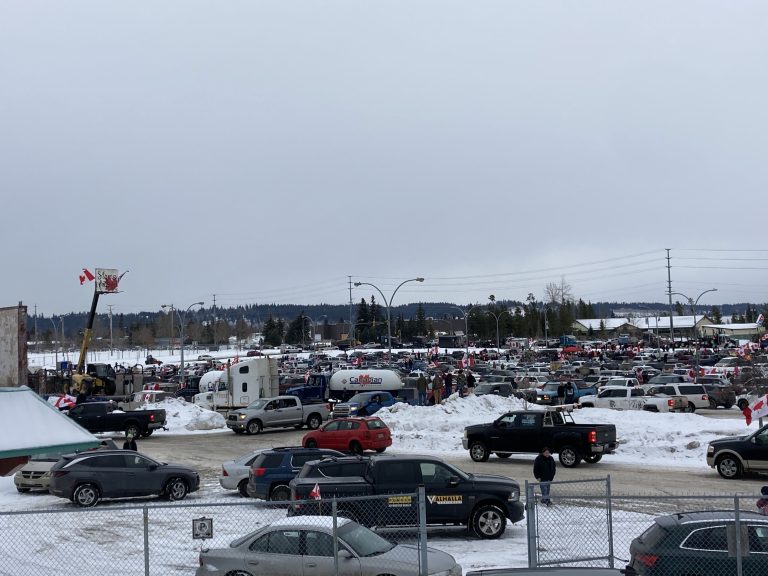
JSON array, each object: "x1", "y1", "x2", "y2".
[{"x1": 525, "y1": 476, "x2": 613, "y2": 568}]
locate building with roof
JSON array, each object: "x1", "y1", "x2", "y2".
[{"x1": 573, "y1": 315, "x2": 714, "y2": 341}]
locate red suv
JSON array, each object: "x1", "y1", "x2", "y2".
[{"x1": 302, "y1": 417, "x2": 392, "y2": 455}]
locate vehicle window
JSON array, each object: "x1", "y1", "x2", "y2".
[
  {"x1": 254, "y1": 453, "x2": 285, "y2": 469},
  {"x1": 366, "y1": 419, "x2": 387, "y2": 430},
  {"x1": 304, "y1": 531, "x2": 334, "y2": 557},
  {"x1": 748, "y1": 525, "x2": 768, "y2": 553},
  {"x1": 419, "y1": 462, "x2": 454, "y2": 483},
  {"x1": 241, "y1": 381, "x2": 247, "y2": 393},
  {"x1": 348, "y1": 421, "x2": 360, "y2": 430},
  {"x1": 281, "y1": 398, "x2": 298, "y2": 409},
  {"x1": 377, "y1": 461, "x2": 420, "y2": 484},
  {"x1": 337, "y1": 462, "x2": 368, "y2": 476},
  {"x1": 498, "y1": 414, "x2": 518, "y2": 426},
  {"x1": 238, "y1": 365, "x2": 249, "y2": 374},
  {"x1": 338, "y1": 522, "x2": 394, "y2": 557},
  {"x1": 87, "y1": 455, "x2": 126, "y2": 468},
  {"x1": 520, "y1": 414, "x2": 537, "y2": 427},
  {"x1": 662, "y1": 386, "x2": 675, "y2": 396},
  {"x1": 125, "y1": 454, "x2": 153, "y2": 468},
  {"x1": 249, "y1": 534, "x2": 269, "y2": 553},
  {"x1": 292, "y1": 454, "x2": 321, "y2": 468},
  {"x1": 631, "y1": 388, "x2": 644, "y2": 397},
  {"x1": 252, "y1": 530, "x2": 302, "y2": 555},
  {"x1": 608, "y1": 389, "x2": 624, "y2": 398},
  {"x1": 639, "y1": 524, "x2": 669, "y2": 548},
  {"x1": 681, "y1": 526, "x2": 728, "y2": 551},
  {"x1": 754, "y1": 429, "x2": 768, "y2": 446},
  {"x1": 679, "y1": 386, "x2": 702, "y2": 395}
]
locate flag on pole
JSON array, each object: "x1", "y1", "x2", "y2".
[
  {"x1": 744, "y1": 394, "x2": 768, "y2": 426},
  {"x1": 309, "y1": 483, "x2": 321, "y2": 500},
  {"x1": 79, "y1": 268, "x2": 95, "y2": 285}
]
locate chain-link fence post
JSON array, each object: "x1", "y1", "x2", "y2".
[
  {"x1": 332, "y1": 497, "x2": 339, "y2": 576},
  {"x1": 143, "y1": 506, "x2": 149, "y2": 576},
  {"x1": 606, "y1": 475, "x2": 614, "y2": 568},
  {"x1": 735, "y1": 495, "x2": 743, "y2": 576},
  {"x1": 418, "y1": 485, "x2": 428, "y2": 576},
  {"x1": 525, "y1": 480, "x2": 538, "y2": 568}
]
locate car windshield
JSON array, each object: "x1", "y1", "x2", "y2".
[
  {"x1": 347, "y1": 393, "x2": 371, "y2": 403},
  {"x1": 474, "y1": 384, "x2": 493, "y2": 393},
  {"x1": 338, "y1": 522, "x2": 395, "y2": 556},
  {"x1": 246, "y1": 399, "x2": 269, "y2": 410}
]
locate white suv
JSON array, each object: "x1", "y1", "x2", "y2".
[{"x1": 642, "y1": 383, "x2": 709, "y2": 413}]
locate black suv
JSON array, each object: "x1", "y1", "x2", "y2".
[
  {"x1": 246, "y1": 447, "x2": 343, "y2": 500},
  {"x1": 707, "y1": 424, "x2": 768, "y2": 479},
  {"x1": 629, "y1": 510, "x2": 768, "y2": 575},
  {"x1": 49, "y1": 450, "x2": 199, "y2": 507}
]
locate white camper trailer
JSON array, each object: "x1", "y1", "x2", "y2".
[{"x1": 194, "y1": 357, "x2": 279, "y2": 410}]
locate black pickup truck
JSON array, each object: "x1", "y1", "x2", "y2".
[
  {"x1": 67, "y1": 402, "x2": 167, "y2": 438},
  {"x1": 289, "y1": 454, "x2": 524, "y2": 539},
  {"x1": 463, "y1": 408, "x2": 617, "y2": 467}
]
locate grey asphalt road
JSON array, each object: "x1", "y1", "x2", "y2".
[{"x1": 134, "y1": 409, "x2": 767, "y2": 507}]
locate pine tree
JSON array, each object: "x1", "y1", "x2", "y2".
[
  {"x1": 263, "y1": 316, "x2": 283, "y2": 346},
  {"x1": 711, "y1": 306, "x2": 722, "y2": 324},
  {"x1": 415, "y1": 303, "x2": 427, "y2": 336}
]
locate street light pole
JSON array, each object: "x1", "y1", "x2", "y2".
[
  {"x1": 354, "y1": 278, "x2": 424, "y2": 359},
  {"x1": 163, "y1": 302, "x2": 204, "y2": 388},
  {"x1": 162, "y1": 304, "x2": 175, "y2": 351},
  {"x1": 487, "y1": 309, "x2": 512, "y2": 352},
  {"x1": 670, "y1": 288, "x2": 717, "y2": 383},
  {"x1": 451, "y1": 305, "x2": 483, "y2": 356}
]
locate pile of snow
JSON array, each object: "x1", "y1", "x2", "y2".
[
  {"x1": 378, "y1": 394, "x2": 753, "y2": 468},
  {"x1": 143, "y1": 398, "x2": 227, "y2": 432}
]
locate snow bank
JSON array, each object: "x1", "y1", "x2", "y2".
[{"x1": 144, "y1": 398, "x2": 227, "y2": 432}]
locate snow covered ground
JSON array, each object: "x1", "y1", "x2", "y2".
[{"x1": 7, "y1": 348, "x2": 756, "y2": 574}]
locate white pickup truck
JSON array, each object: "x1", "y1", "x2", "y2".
[
  {"x1": 225, "y1": 395, "x2": 330, "y2": 434},
  {"x1": 578, "y1": 385, "x2": 687, "y2": 413}
]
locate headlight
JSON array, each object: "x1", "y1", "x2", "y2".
[
  {"x1": 463, "y1": 429, "x2": 468, "y2": 439},
  {"x1": 239, "y1": 414, "x2": 246, "y2": 420},
  {"x1": 707, "y1": 445, "x2": 714, "y2": 454},
  {"x1": 508, "y1": 488, "x2": 519, "y2": 501}
]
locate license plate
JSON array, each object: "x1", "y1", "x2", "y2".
[{"x1": 377, "y1": 433, "x2": 384, "y2": 439}]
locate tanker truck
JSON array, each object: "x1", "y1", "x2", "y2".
[{"x1": 286, "y1": 369, "x2": 403, "y2": 403}]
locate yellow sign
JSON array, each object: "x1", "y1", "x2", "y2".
[
  {"x1": 387, "y1": 495, "x2": 413, "y2": 507},
  {"x1": 427, "y1": 495, "x2": 463, "y2": 505}
]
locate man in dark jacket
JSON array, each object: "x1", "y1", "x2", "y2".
[
  {"x1": 416, "y1": 374, "x2": 428, "y2": 406},
  {"x1": 533, "y1": 446, "x2": 556, "y2": 505}
]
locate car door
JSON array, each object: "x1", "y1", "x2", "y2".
[
  {"x1": 372, "y1": 460, "x2": 421, "y2": 525},
  {"x1": 419, "y1": 461, "x2": 470, "y2": 523},
  {"x1": 679, "y1": 524, "x2": 733, "y2": 575},
  {"x1": 124, "y1": 453, "x2": 163, "y2": 496},
  {"x1": 741, "y1": 427, "x2": 768, "y2": 472},
  {"x1": 302, "y1": 530, "x2": 361, "y2": 576},
  {"x1": 279, "y1": 397, "x2": 303, "y2": 426},
  {"x1": 318, "y1": 420, "x2": 342, "y2": 449},
  {"x1": 245, "y1": 529, "x2": 304, "y2": 576},
  {"x1": 514, "y1": 412, "x2": 542, "y2": 450},
  {"x1": 88, "y1": 453, "x2": 131, "y2": 498},
  {"x1": 261, "y1": 400, "x2": 281, "y2": 427},
  {"x1": 486, "y1": 414, "x2": 518, "y2": 452}
]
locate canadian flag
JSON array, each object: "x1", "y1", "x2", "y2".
[
  {"x1": 744, "y1": 394, "x2": 768, "y2": 426},
  {"x1": 79, "y1": 268, "x2": 95, "y2": 285},
  {"x1": 309, "y1": 483, "x2": 321, "y2": 500}
]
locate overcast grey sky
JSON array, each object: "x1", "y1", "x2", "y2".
[{"x1": 2, "y1": 1, "x2": 767, "y2": 316}]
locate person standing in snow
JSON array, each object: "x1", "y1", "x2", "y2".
[
  {"x1": 456, "y1": 369, "x2": 467, "y2": 398},
  {"x1": 416, "y1": 373, "x2": 428, "y2": 406},
  {"x1": 466, "y1": 370, "x2": 477, "y2": 395},
  {"x1": 533, "y1": 446, "x2": 556, "y2": 505},
  {"x1": 432, "y1": 371, "x2": 443, "y2": 405},
  {"x1": 444, "y1": 370, "x2": 453, "y2": 397}
]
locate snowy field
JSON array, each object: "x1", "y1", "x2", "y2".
[{"x1": 5, "y1": 348, "x2": 757, "y2": 574}]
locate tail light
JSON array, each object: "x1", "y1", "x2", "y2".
[
  {"x1": 254, "y1": 467, "x2": 266, "y2": 477},
  {"x1": 52, "y1": 470, "x2": 69, "y2": 478},
  {"x1": 702, "y1": 394, "x2": 708, "y2": 401},
  {"x1": 635, "y1": 553, "x2": 659, "y2": 568},
  {"x1": 588, "y1": 430, "x2": 597, "y2": 444},
  {"x1": 222, "y1": 467, "x2": 228, "y2": 477},
  {"x1": 149, "y1": 414, "x2": 155, "y2": 422},
  {"x1": 668, "y1": 399, "x2": 675, "y2": 407}
]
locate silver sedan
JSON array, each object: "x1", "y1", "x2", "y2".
[
  {"x1": 218, "y1": 449, "x2": 265, "y2": 497},
  {"x1": 196, "y1": 516, "x2": 461, "y2": 576}
]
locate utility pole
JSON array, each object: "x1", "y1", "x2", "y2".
[
  {"x1": 107, "y1": 305, "x2": 114, "y2": 352},
  {"x1": 348, "y1": 276, "x2": 354, "y2": 343},
  {"x1": 212, "y1": 294, "x2": 217, "y2": 348},
  {"x1": 34, "y1": 304, "x2": 38, "y2": 354},
  {"x1": 666, "y1": 248, "x2": 674, "y2": 348}
]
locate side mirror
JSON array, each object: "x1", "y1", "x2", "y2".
[
  {"x1": 448, "y1": 475, "x2": 460, "y2": 486},
  {"x1": 148, "y1": 464, "x2": 158, "y2": 471},
  {"x1": 339, "y1": 549, "x2": 353, "y2": 560}
]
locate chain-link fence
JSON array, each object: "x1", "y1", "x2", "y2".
[
  {"x1": 0, "y1": 491, "x2": 429, "y2": 576},
  {"x1": 526, "y1": 477, "x2": 768, "y2": 575}
]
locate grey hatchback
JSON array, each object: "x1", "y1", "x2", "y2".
[{"x1": 49, "y1": 449, "x2": 199, "y2": 507}]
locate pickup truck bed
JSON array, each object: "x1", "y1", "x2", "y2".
[{"x1": 67, "y1": 402, "x2": 166, "y2": 438}]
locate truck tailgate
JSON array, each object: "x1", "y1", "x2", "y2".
[{"x1": 592, "y1": 424, "x2": 617, "y2": 444}]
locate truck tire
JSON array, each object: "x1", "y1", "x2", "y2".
[
  {"x1": 306, "y1": 414, "x2": 322, "y2": 430},
  {"x1": 471, "y1": 504, "x2": 506, "y2": 539},
  {"x1": 686, "y1": 402, "x2": 696, "y2": 413},
  {"x1": 349, "y1": 441, "x2": 363, "y2": 455},
  {"x1": 583, "y1": 454, "x2": 603, "y2": 464},
  {"x1": 469, "y1": 441, "x2": 490, "y2": 463},
  {"x1": 141, "y1": 430, "x2": 154, "y2": 438},
  {"x1": 709, "y1": 398, "x2": 719, "y2": 409},
  {"x1": 238, "y1": 480, "x2": 250, "y2": 498},
  {"x1": 73, "y1": 483, "x2": 100, "y2": 507},
  {"x1": 716, "y1": 454, "x2": 742, "y2": 479},
  {"x1": 496, "y1": 453, "x2": 511, "y2": 459},
  {"x1": 125, "y1": 423, "x2": 140, "y2": 439},
  {"x1": 305, "y1": 438, "x2": 318, "y2": 448},
  {"x1": 269, "y1": 485, "x2": 291, "y2": 501},
  {"x1": 247, "y1": 420, "x2": 262, "y2": 435},
  {"x1": 165, "y1": 478, "x2": 188, "y2": 501},
  {"x1": 558, "y1": 446, "x2": 582, "y2": 468}
]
